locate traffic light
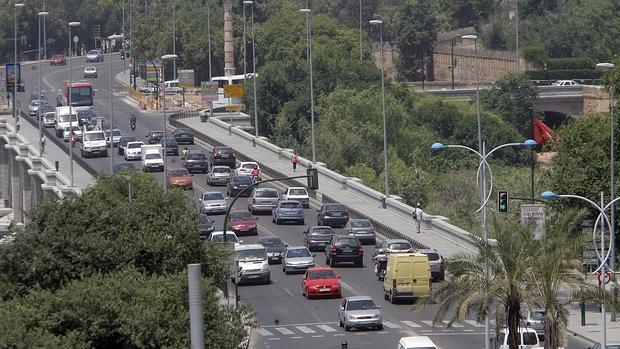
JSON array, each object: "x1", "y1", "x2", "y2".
[
  {"x1": 307, "y1": 168, "x2": 319, "y2": 190},
  {"x1": 498, "y1": 190, "x2": 508, "y2": 213}
]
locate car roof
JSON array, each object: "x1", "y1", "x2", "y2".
[
  {"x1": 384, "y1": 239, "x2": 411, "y2": 244},
  {"x1": 203, "y1": 191, "x2": 223, "y2": 195},
  {"x1": 417, "y1": 248, "x2": 440, "y2": 254},
  {"x1": 286, "y1": 246, "x2": 308, "y2": 250},
  {"x1": 288, "y1": 186, "x2": 306, "y2": 190},
  {"x1": 345, "y1": 295, "x2": 373, "y2": 301},
  {"x1": 307, "y1": 266, "x2": 334, "y2": 272},
  {"x1": 348, "y1": 218, "x2": 369, "y2": 222},
  {"x1": 279, "y1": 200, "x2": 302, "y2": 205},
  {"x1": 399, "y1": 336, "x2": 437, "y2": 347},
  {"x1": 230, "y1": 209, "x2": 251, "y2": 213},
  {"x1": 258, "y1": 236, "x2": 283, "y2": 242},
  {"x1": 212, "y1": 165, "x2": 230, "y2": 169},
  {"x1": 188, "y1": 149, "x2": 204, "y2": 154},
  {"x1": 255, "y1": 187, "x2": 277, "y2": 192},
  {"x1": 310, "y1": 225, "x2": 332, "y2": 229},
  {"x1": 235, "y1": 243, "x2": 264, "y2": 251}
]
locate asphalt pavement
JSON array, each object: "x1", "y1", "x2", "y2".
[{"x1": 15, "y1": 54, "x2": 607, "y2": 349}]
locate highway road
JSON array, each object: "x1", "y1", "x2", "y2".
[{"x1": 17, "y1": 55, "x2": 594, "y2": 349}]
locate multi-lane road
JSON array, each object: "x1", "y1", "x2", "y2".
[{"x1": 17, "y1": 55, "x2": 593, "y2": 349}]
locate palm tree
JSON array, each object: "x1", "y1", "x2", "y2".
[{"x1": 432, "y1": 217, "x2": 534, "y2": 349}]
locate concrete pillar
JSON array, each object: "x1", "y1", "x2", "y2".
[
  {"x1": 31, "y1": 177, "x2": 42, "y2": 207},
  {"x1": 223, "y1": 0, "x2": 235, "y2": 76},
  {"x1": 10, "y1": 157, "x2": 23, "y2": 224},
  {"x1": 6, "y1": 151, "x2": 12, "y2": 208},
  {"x1": 0, "y1": 144, "x2": 9, "y2": 204},
  {"x1": 22, "y1": 164, "x2": 32, "y2": 224}
]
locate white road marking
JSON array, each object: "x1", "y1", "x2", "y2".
[
  {"x1": 402, "y1": 320, "x2": 421, "y2": 328},
  {"x1": 443, "y1": 320, "x2": 464, "y2": 328},
  {"x1": 382, "y1": 321, "x2": 401, "y2": 329},
  {"x1": 267, "y1": 337, "x2": 280, "y2": 341},
  {"x1": 464, "y1": 320, "x2": 485, "y2": 327},
  {"x1": 421, "y1": 320, "x2": 435, "y2": 327},
  {"x1": 283, "y1": 287, "x2": 294, "y2": 297},
  {"x1": 262, "y1": 322, "x2": 338, "y2": 328},
  {"x1": 333, "y1": 333, "x2": 345, "y2": 337},
  {"x1": 295, "y1": 326, "x2": 315, "y2": 334},
  {"x1": 275, "y1": 327, "x2": 294, "y2": 335},
  {"x1": 317, "y1": 324, "x2": 337, "y2": 332},
  {"x1": 256, "y1": 328, "x2": 273, "y2": 336},
  {"x1": 290, "y1": 336, "x2": 302, "y2": 339},
  {"x1": 355, "y1": 332, "x2": 367, "y2": 335},
  {"x1": 311, "y1": 335, "x2": 324, "y2": 338}
]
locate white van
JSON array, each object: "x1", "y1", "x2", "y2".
[
  {"x1": 398, "y1": 336, "x2": 438, "y2": 349},
  {"x1": 497, "y1": 327, "x2": 542, "y2": 349},
  {"x1": 54, "y1": 106, "x2": 78, "y2": 137},
  {"x1": 163, "y1": 80, "x2": 182, "y2": 94},
  {"x1": 232, "y1": 244, "x2": 270, "y2": 285}
]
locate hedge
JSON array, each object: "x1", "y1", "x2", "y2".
[
  {"x1": 524, "y1": 69, "x2": 601, "y2": 80},
  {"x1": 546, "y1": 57, "x2": 595, "y2": 70}
]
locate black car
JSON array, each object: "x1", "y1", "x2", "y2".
[
  {"x1": 113, "y1": 162, "x2": 136, "y2": 175},
  {"x1": 258, "y1": 237, "x2": 287, "y2": 264},
  {"x1": 159, "y1": 137, "x2": 179, "y2": 156},
  {"x1": 118, "y1": 136, "x2": 137, "y2": 155},
  {"x1": 198, "y1": 214, "x2": 215, "y2": 239},
  {"x1": 317, "y1": 203, "x2": 350, "y2": 228},
  {"x1": 210, "y1": 145, "x2": 236, "y2": 168},
  {"x1": 173, "y1": 127, "x2": 195, "y2": 144},
  {"x1": 183, "y1": 149, "x2": 209, "y2": 173},
  {"x1": 325, "y1": 235, "x2": 363, "y2": 267},
  {"x1": 303, "y1": 226, "x2": 334, "y2": 252},
  {"x1": 227, "y1": 175, "x2": 253, "y2": 197},
  {"x1": 146, "y1": 131, "x2": 164, "y2": 144}
]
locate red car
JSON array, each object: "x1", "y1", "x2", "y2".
[
  {"x1": 50, "y1": 54, "x2": 66, "y2": 66},
  {"x1": 302, "y1": 267, "x2": 341, "y2": 298},
  {"x1": 227, "y1": 209, "x2": 258, "y2": 236}
]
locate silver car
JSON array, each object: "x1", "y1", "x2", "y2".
[
  {"x1": 105, "y1": 128, "x2": 123, "y2": 148},
  {"x1": 282, "y1": 246, "x2": 315, "y2": 274},
  {"x1": 418, "y1": 248, "x2": 445, "y2": 281},
  {"x1": 86, "y1": 49, "x2": 103, "y2": 62},
  {"x1": 343, "y1": 219, "x2": 377, "y2": 245},
  {"x1": 199, "y1": 191, "x2": 228, "y2": 214},
  {"x1": 372, "y1": 239, "x2": 413, "y2": 258},
  {"x1": 248, "y1": 187, "x2": 280, "y2": 214},
  {"x1": 207, "y1": 165, "x2": 233, "y2": 186},
  {"x1": 28, "y1": 99, "x2": 46, "y2": 116},
  {"x1": 338, "y1": 296, "x2": 383, "y2": 331}
]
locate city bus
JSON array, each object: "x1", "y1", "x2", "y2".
[
  {"x1": 211, "y1": 73, "x2": 256, "y2": 89},
  {"x1": 63, "y1": 81, "x2": 95, "y2": 110}
]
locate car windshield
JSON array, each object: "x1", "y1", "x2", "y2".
[
  {"x1": 230, "y1": 211, "x2": 253, "y2": 221},
  {"x1": 198, "y1": 215, "x2": 211, "y2": 224},
  {"x1": 65, "y1": 126, "x2": 80, "y2": 132},
  {"x1": 255, "y1": 190, "x2": 278, "y2": 198},
  {"x1": 169, "y1": 169, "x2": 189, "y2": 177},
  {"x1": 217, "y1": 147, "x2": 232, "y2": 154},
  {"x1": 308, "y1": 270, "x2": 336, "y2": 280},
  {"x1": 336, "y1": 238, "x2": 358, "y2": 246},
  {"x1": 177, "y1": 128, "x2": 192, "y2": 135},
  {"x1": 289, "y1": 189, "x2": 307, "y2": 196},
  {"x1": 203, "y1": 192, "x2": 225, "y2": 201},
  {"x1": 88, "y1": 50, "x2": 98, "y2": 55},
  {"x1": 235, "y1": 176, "x2": 252, "y2": 184},
  {"x1": 106, "y1": 130, "x2": 122, "y2": 137},
  {"x1": 235, "y1": 249, "x2": 267, "y2": 261},
  {"x1": 350, "y1": 220, "x2": 372, "y2": 228},
  {"x1": 58, "y1": 114, "x2": 78, "y2": 123},
  {"x1": 212, "y1": 234, "x2": 239, "y2": 243},
  {"x1": 188, "y1": 153, "x2": 206, "y2": 160},
  {"x1": 150, "y1": 132, "x2": 164, "y2": 137},
  {"x1": 242, "y1": 163, "x2": 257, "y2": 169},
  {"x1": 84, "y1": 132, "x2": 105, "y2": 141},
  {"x1": 346, "y1": 299, "x2": 377, "y2": 311},
  {"x1": 127, "y1": 142, "x2": 143, "y2": 149},
  {"x1": 280, "y1": 202, "x2": 301, "y2": 209},
  {"x1": 145, "y1": 154, "x2": 161, "y2": 160},
  {"x1": 286, "y1": 249, "x2": 311, "y2": 258},
  {"x1": 85, "y1": 67, "x2": 95, "y2": 71},
  {"x1": 388, "y1": 242, "x2": 412, "y2": 250},
  {"x1": 260, "y1": 238, "x2": 284, "y2": 247},
  {"x1": 30, "y1": 100, "x2": 42, "y2": 106},
  {"x1": 311, "y1": 228, "x2": 332, "y2": 235},
  {"x1": 213, "y1": 167, "x2": 230, "y2": 174},
  {"x1": 423, "y1": 252, "x2": 440, "y2": 261},
  {"x1": 327, "y1": 204, "x2": 346, "y2": 211}
]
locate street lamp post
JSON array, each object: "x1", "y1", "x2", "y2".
[
  {"x1": 244, "y1": 0, "x2": 259, "y2": 138},
  {"x1": 109, "y1": 34, "x2": 123, "y2": 174},
  {"x1": 68, "y1": 21, "x2": 81, "y2": 187},
  {"x1": 370, "y1": 19, "x2": 389, "y2": 201},
  {"x1": 597, "y1": 62, "x2": 616, "y2": 272},
  {"x1": 515, "y1": 0, "x2": 519, "y2": 72},
  {"x1": 243, "y1": 1, "x2": 248, "y2": 84},
  {"x1": 161, "y1": 54, "x2": 178, "y2": 193},
  {"x1": 300, "y1": 8, "x2": 316, "y2": 163},
  {"x1": 38, "y1": 11, "x2": 49, "y2": 156},
  {"x1": 13, "y1": 3, "x2": 25, "y2": 123},
  {"x1": 359, "y1": 0, "x2": 363, "y2": 61}
]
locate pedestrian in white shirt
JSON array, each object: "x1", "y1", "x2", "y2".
[{"x1": 413, "y1": 203, "x2": 423, "y2": 233}]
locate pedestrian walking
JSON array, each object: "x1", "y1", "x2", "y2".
[
  {"x1": 291, "y1": 151, "x2": 300, "y2": 172},
  {"x1": 40, "y1": 134, "x2": 46, "y2": 155},
  {"x1": 413, "y1": 203, "x2": 423, "y2": 233},
  {"x1": 15, "y1": 118, "x2": 20, "y2": 132}
]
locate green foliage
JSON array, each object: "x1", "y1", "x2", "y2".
[
  {"x1": 481, "y1": 74, "x2": 538, "y2": 136},
  {"x1": 441, "y1": 0, "x2": 498, "y2": 29},
  {"x1": 547, "y1": 57, "x2": 595, "y2": 70},
  {"x1": 523, "y1": 69, "x2": 601, "y2": 81},
  {"x1": 482, "y1": 20, "x2": 510, "y2": 51},
  {"x1": 521, "y1": 44, "x2": 547, "y2": 68},
  {"x1": 0, "y1": 268, "x2": 251, "y2": 348}
]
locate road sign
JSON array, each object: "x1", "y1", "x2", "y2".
[
  {"x1": 73, "y1": 35, "x2": 79, "y2": 44},
  {"x1": 225, "y1": 104, "x2": 246, "y2": 111},
  {"x1": 146, "y1": 67, "x2": 158, "y2": 83},
  {"x1": 224, "y1": 84, "x2": 244, "y2": 98},
  {"x1": 520, "y1": 204, "x2": 545, "y2": 239},
  {"x1": 200, "y1": 82, "x2": 218, "y2": 102},
  {"x1": 178, "y1": 69, "x2": 195, "y2": 88}
]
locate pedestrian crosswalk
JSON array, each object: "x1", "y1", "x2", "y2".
[{"x1": 255, "y1": 319, "x2": 487, "y2": 339}]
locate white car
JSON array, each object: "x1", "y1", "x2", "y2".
[
  {"x1": 83, "y1": 66, "x2": 97, "y2": 78},
  {"x1": 43, "y1": 112, "x2": 56, "y2": 128},
  {"x1": 282, "y1": 187, "x2": 310, "y2": 208},
  {"x1": 497, "y1": 327, "x2": 542, "y2": 349},
  {"x1": 199, "y1": 191, "x2": 228, "y2": 214},
  {"x1": 235, "y1": 161, "x2": 260, "y2": 178},
  {"x1": 124, "y1": 141, "x2": 145, "y2": 161},
  {"x1": 63, "y1": 125, "x2": 81, "y2": 142},
  {"x1": 397, "y1": 336, "x2": 439, "y2": 349},
  {"x1": 28, "y1": 100, "x2": 46, "y2": 116},
  {"x1": 551, "y1": 80, "x2": 579, "y2": 86},
  {"x1": 208, "y1": 231, "x2": 242, "y2": 245}
]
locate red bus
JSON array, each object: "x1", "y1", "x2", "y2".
[{"x1": 63, "y1": 81, "x2": 95, "y2": 108}]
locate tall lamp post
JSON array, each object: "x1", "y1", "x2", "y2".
[
  {"x1": 515, "y1": 0, "x2": 519, "y2": 72},
  {"x1": 300, "y1": 8, "x2": 316, "y2": 163},
  {"x1": 359, "y1": 0, "x2": 363, "y2": 61},
  {"x1": 244, "y1": 0, "x2": 259, "y2": 138},
  {"x1": 243, "y1": 1, "x2": 248, "y2": 84},
  {"x1": 161, "y1": 54, "x2": 178, "y2": 193},
  {"x1": 597, "y1": 62, "x2": 616, "y2": 272},
  {"x1": 369, "y1": 19, "x2": 389, "y2": 201},
  {"x1": 68, "y1": 21, "x2": 81, "y2": 187},
  {"x1": 109, "y1": 34, "x2": 124, "y2": 174},
  {"x1": 38, "y1": 11, "x2": 49, "y2": 156},
  {"x1": 13, "y1": 3, "x2": 25, "y2": 122}
]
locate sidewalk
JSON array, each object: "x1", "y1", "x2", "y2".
[{"x1": 566, "y1": 302, "x2": 620, "y2": 344}]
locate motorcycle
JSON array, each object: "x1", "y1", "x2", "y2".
[
  {"x1": 181, "y1": 149, "x2": 189, "y2": 160},
  {"x1": 130, "y1": 121, "x2": 136, "y2": 131},
  {"x1": 373, "y1": 254, "x2": 388, "y2": 281},
  {"x1": 252, "y1": 175, "x2": 260, "y2": 185}
]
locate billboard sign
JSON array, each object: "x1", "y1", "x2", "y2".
[
  {"x1": 224, "y1": 84, "x2": 244, "y2": 98},
  {"x1": 520, "y1": 204, "x2": 545, "y2": 239},
  {"x1": 200, "y1": 82, "x2": 218, "y2": 102},
  {"x1": 178, "y1": 69, "x2": 195, "y2": 88}
]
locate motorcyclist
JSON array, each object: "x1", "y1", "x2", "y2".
[
  {"x1": 181, "y1": 147, "x2": 189, "y2": 159},
  {"x1": 129, "y1": 113, "x2": 137, "y2": 129},
  {"x1": 70, "y1": 131, "x2": 78, "y2": 147},
  {"x1": 251, "y1": 166, "x2": 260, "y2": 181}
]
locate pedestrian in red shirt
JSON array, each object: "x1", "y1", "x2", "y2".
[{"x1": 291, "y1": 151, "x2": 300, "y2": 172}]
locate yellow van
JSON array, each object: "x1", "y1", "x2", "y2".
[{"x1": 383, "y1": 253, "x2": 431, "y2": 303}]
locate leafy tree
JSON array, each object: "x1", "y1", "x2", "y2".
[
  {"x1": 393, "y1": 0, "x2": 439, "y2": 81},
  {"x1": 481, "y1": 73, "x2": 538, "y2": 136},
  {"x1": 442, "y1": 0, "x2": 498, "y2": 30}
]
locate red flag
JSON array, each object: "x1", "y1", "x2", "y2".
[{"x1": 532, "y1": 118, "x2": 555, "y2": 145}]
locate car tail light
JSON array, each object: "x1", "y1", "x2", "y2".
[
  {"x1": 526, "y1": 321, "x2": 531, "y2": 327},
  {"x1": 330, "y1": 246, "x2": 337, "y2": 253},
  {"x1": 323, "y1": 212, "x2": 331, "y2": 217},
  {"x1": 357, "y1": 245, "x2": 364, "y2": 254}
]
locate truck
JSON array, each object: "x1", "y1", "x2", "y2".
[
  {"x1": 141, "y1": 144, "x2": 164, "y2": 172},
  {"x1": 5, "y1": 63, "x2": 24, "y2": 92},
  {"x1": 54, "y1": 106, "x2": 78, "y2": 138},
  {"x1": 80, "y1": 130, "x2": 108, "y2": 158}
]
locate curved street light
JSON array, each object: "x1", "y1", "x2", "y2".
[{"x1": 161, "y1": 53, "x2": 178, "y2": 193}]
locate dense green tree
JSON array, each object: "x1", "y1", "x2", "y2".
[
  {"x1": 441, "y1": 0, "x2": 498, "y2": 29},
  {"x1": 481, "y1": 74, "x2": 538, "y2": 136}
]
